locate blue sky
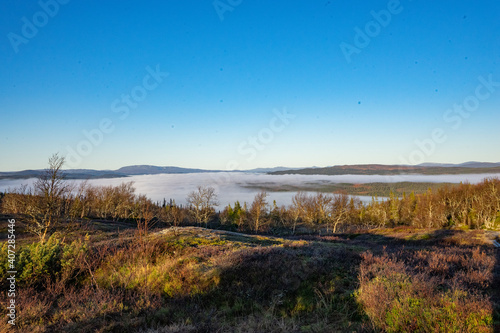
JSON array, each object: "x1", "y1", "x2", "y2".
[{"x1": 1, "y1": 0, "x2": 499, "y2": 171}]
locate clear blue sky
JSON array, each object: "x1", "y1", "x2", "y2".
[{"x1": 1, "y1": 0, "x2": 499, "y2": 171}]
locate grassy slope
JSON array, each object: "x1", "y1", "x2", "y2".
[{"x1": 0, "y1": 222, "x2": 499, "y2": 332}]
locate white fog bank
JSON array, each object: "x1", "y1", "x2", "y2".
[{"x1": 1, "y1": 172, "x2": 499, "y2": 208}]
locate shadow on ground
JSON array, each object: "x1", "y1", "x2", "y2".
[{"x1": 6, "y1": 226, "x2": 499, "y2": 332}]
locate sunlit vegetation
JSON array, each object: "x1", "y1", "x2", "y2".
[
  {"x1": 1, "y1": 225, "x2": 498, "y2": 332},
  {"x1": 0, "y1": 155, "x2": 499, "y2": 332},
  {"x1": 357, "y1": 246, "x2": 495, "y2": 332}
]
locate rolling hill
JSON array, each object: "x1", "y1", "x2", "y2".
[{"x1": 268, "y1": 163, "x2": 500, "y2": 176}]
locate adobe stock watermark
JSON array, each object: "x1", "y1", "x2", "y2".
[
  {"x1": 210, "y1": 107, "x2": 295, "y2": 187},
  {"x1": 236, "y1": 108, "x2": 295, "y2": 164},
  {"x1": 399, "y1": 74, "x2": 499, "y2": 166},
  {"x1": 340, "y1": 0, "x2": 412, "y2": 64},
  {"x1": 7, "y1": 0, "x2": 70, "y2": 54},
  {"x1": 6, "y1": 219, "x2": 17, "y2": 326},
  {"x1": 213, "y1": 0, "x2": 242, "y2": 21},
  {"x1": 65, "y1": 64, "x2": 168, "y2": 167}
]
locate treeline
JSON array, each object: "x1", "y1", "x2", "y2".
[
  {"x1": 2, "y1": 178, "x2": 499, "y2": 237},
  {"x1": 1, "y1": 155, "x2": 499, "y2": 240},
  {"x1": 218, "y1": 178, "x2": 500, "y2": 232},
  {"x1": 359, "y1": 178, "x2": 500, "y2": 229}
]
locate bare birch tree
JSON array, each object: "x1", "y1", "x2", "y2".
[
  {"x1": 30, "y1": 153, "x2": 70, "y2": 242},
  {"x1": 250, "y1": 191, "x2": 268, "y2": 232},
  {"x1": 187, "y1": 186, "x2": 219, "y2": 226}
]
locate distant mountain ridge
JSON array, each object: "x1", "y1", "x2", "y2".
[
  {"x1": 418, "y1": 162, "x2": 500, "y2": 168},
  {"x1": 115, "y1": 165, "x2": 215, "y2": 175},
  {"x1": 1, "y1": 162, "x2": 499, "y2": 180},
  {"x1": 0, "y1": 165, "x2": 298, "y2": 180},
  {"x1": 269, "y1": 162, "x2": 500, "y2": 176},
  {"x1": 0, "y1": 166, "x2": 215, "y2": 180},
  {"x1": 243, "y1": 167, "x2": 301, "y2": 173}
]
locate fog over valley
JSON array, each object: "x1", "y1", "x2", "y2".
[{"x1": 2, "y1": 172, "x2": 499, "y2": 208}]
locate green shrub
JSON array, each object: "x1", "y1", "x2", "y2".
[{"x1": 1, "y1": 234, "x2": 88, "y2": 286}]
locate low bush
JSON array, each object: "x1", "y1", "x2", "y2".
[
  {"x1": 0, "y1": 234, "x2": 88, "y2": 288},
  {"x1": 357, "y1": 249, "x2": 494, "y2": 332}
]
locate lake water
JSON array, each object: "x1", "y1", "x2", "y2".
[{"x1": 1, "y1": 172, "x2": 499, "y2": 208}]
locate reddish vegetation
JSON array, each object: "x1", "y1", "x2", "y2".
[
  {"x1": 0, "y1": 156, "x2": 498, "y2": 332},
  {"x1": 0, "y1": 221, "x2": 499, "y2": 332},
  {"x1": 358, "y1": 247, "x2": 494, "y2": 332}
]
